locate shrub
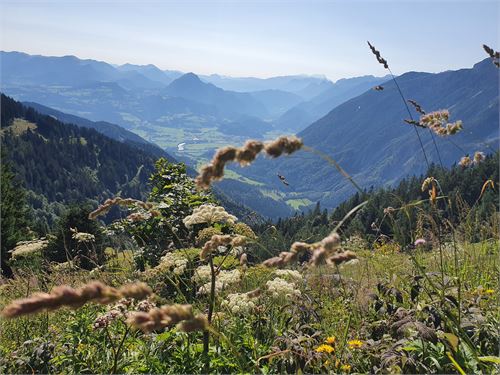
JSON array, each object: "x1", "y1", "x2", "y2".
[{"x1": 44, "y1": 204, "x2": 105, "y2": 270}]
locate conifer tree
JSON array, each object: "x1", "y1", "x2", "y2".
[{"x1": 1, "y1": 155, "x2": 30, "y2": 277}]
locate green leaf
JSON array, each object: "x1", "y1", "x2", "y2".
[
  {"x1": 155, "y1": 331, "x2": 173, "y2": 342},
  {"x1": 402, "y1": 345, "x2": 418, "y2": 352},
  {"x1": 478, "y1": 356, "x2": 500, "y2": 364}
]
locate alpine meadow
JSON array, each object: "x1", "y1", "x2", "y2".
[{"x1": 0, "y1": 2, "x2": 499, "y2": 374}]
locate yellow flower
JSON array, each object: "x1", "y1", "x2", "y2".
[
  {"x1": 340, "y1": 364, "x2": 352, "y2": 372},
  {"x1": 316, "y1": 344, "x2": 335, "y2": 354},
  {"x1": 348, "y1": 339, "x2": 363, "y2": 349},
  {"x1": 484, "y1": 289, "x2": 495, "y2": 294},
  {"x1": 325, "y1": 336, "x2": 336, "y2": 345}
]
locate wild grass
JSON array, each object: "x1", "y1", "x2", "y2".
[{"x1": 1, "y1": 196, "x2": 498, "y2": 373}]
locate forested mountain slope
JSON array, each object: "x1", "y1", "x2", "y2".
[
  {"x1": 1, "y1": 94, "x2": 162, "y2": 230},
  {"x1": 24, "y1": 101, "x2": 174, "y2": 159}
]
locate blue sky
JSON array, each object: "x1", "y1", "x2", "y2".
[{"x1": 1, "y1": 0, "x2": 498, "y2": 80}]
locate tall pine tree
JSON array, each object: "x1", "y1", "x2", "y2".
[{"x1": 1, "y1": 154, "x2": 31, "y2": 277}]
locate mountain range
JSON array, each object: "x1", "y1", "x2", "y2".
[
  {"x1": 1, "y1": 50, "x2": 497, "y2": 219},
  {"x1": 0, "y1": 51, "x2": 388, "y2": 160},
  {"x1": 228, "y1": 58, "x2": 499, "y2": 214}
]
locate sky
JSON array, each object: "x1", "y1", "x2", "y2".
[{"x1": 1, "y1": 0, "x2": 498, "y2": 81}]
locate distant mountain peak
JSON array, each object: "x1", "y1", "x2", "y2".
[
  {"x1": 167, "y1": 72, "x2": 207, "y2": 91},
  {"x1": 177, "y1": 72, "x2": 201, "y2": 82}
]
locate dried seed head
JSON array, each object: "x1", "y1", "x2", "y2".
[
  {"x1": 89, "y1": 197, "x2": 152, "y2": 220},
  {"x1": 231, "y1": 235, "x2": 247, "y2": 247},
  {"x1": 119, "y1": 282, "x2": 153, "y2": 300},
  {"x1": 127, "y1": 304, "x2": 194, "y2": 333},
  {"x1": 264, "y1": 136, "x2": 303, "y2": 158},
  {"x1": 483, "y1": 44, "x2": 500, "y2": 67},
  {"x1": 195, "y1": 136, "x2": 303, "y2": 189},
  {"x1": 290, "y1": 241, "x2": 314, "y2": 254},
  {"x1": 320, "y1": 233, "x2": 341, "y2": 252},
  {"x1": 200, "y1": 234, "x2": 233, "y2": 260},
  {"x1": 419, "y1": 110, "x2": 462, "y2": 136},
  {"x1": 310, "y1": 248, "x2": 329, "y2": 266},
  {"x1": 326, "y1": 250, "x2": 357, "y2": 266},
  {"x1": 1, "y1": 281, "x2": 152, "y2": 318},
  {"x1": 421, "y1": 177, "x2": 439, "y2": 204},
  {"x1": 367, "y1": 41, "x2": 389, "y2": 69},
  {"x1": 407, "y1": 99, "x2": 426, "y2": 115},
  {"x1": 262, "y1": 248, "x2": 303, "y2": 268},
  {"x1": 177, "y1": 314, "x2": 208, "y2": 332},
  {"x1": 309, "y1": 232, "x2": 345, "y2": 266},
  {"x1": 459, "y1": 156, "x2": 472, "y2": 168},
  {"x1": 384, "y1": 206, "x2": 396, "y2": 215},
  {"x1": 262, "y1": 256, "x2": 286, "y2": 268},
  {"x1": 473, "y1": 151, "x2": 486, "y2": 165},
  {"x1": 236, "y1": 140, "x2": 264, "y2": 165}
]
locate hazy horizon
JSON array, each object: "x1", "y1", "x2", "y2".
[{"x1": 1, "y1": 1, "x2": 498, "y2": 81}]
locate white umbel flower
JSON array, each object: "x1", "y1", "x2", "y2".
[
  {"x1": 156, "y1": 252, "x2": 189, "y2": 275},
  {"x1": 10, "y1": 239, "x2": 48, "y2": 259},
  {"x1": 197, "y1": 269, "x2": 241, "y2": 295},
  {"x1": 222, "y1": 292, "x2": 256, "y2": 315},
  {"x1": 183, "y1": 204, "x2": 237, "y2": 228},
  {"x1": 71, "y1": 229, "x2": 96, "y2": 243},
  {"x1": 192, "y1": 265, "x2": 212, "y2": 284},
  {"x1": 266, "y1": 277, "x2": 301, "y2": 299}
]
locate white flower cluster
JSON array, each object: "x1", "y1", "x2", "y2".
[
  {"x1": 192, "y1": 265, "x2": 212, "y2": 284},
  {"x1": 183, "y1": 204, "x2": 237, "y2": 228},
  {"x1": 218, "y1": 269, "x2": 242, "y2": 285},
  {"x1": 10, "y1": 239, "x2": 48, "y2": 259},
  {"x1": 70, "y1": 228, "x2": 96, "y2": 243},
  {"x1": 274, "y1": 269, "x2": 303, "y2": 282},
  {"x1": 222, "y1": 292, "x2": 256, "y2": 315},
  {"x1": 266, "y1": 277, "x2": 301, "y2": 299},
  {"x1": 157, "y1": 252, "x2": 189, "y2": 275},
  {"x1": 196, "y1": 269, "x2": 241, "y2": 295}
]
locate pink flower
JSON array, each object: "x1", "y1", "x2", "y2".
[{"x1": 414, "y1": 239, "x2": 426, "y2": 246}]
